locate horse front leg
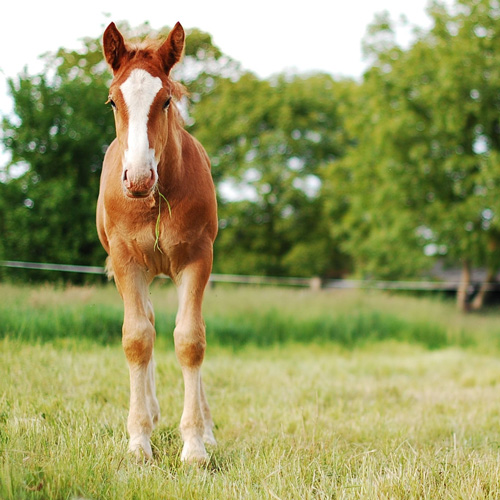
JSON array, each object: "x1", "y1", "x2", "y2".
[
  {"x1": 200, "y1": 377, "x2": 216, "y2": 446},
  {"x1": 174, "y1": 260, "x2": 216, "y2": 463},
  {"x1": 113, "y1": 263, "x2": 157, "y2": 461}
]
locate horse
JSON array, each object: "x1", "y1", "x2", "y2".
[{"x1": 97, "y1": 21, "x2": 218, "y2": 464}]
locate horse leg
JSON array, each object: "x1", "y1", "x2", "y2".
[
  {"x1": 113, "y1": 262, "x2": 157, "y2": 460},
  {"x1": 200, "y1": 376, "x2": 216, "y2": 446},
  {"x1": 145, "y1": 299, "x2": 160, "y2": 428},
  {"x1": 146, "y1": 351, "x2": 160, "y2": 428},
  {"x1": 174, "y1": 260, "x2": 215, "y2": 463}
]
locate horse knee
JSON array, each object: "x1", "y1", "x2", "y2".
[
  {"x1": 174, "y1": 324, "x2": 206, "y2": 367},
  {"x1": 122, "y1": 319, "x2": 155, "y2": 365}
]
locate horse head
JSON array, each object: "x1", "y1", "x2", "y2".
[{"x1": 103, "y1": 22, "x2": 185, "y2": 198}]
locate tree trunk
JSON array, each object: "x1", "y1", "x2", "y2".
[
  {"x1": 470, "y1": 268, "x2": 496, "y2": 311},
  {"x1": 456, "y1": 260, "x2": 471, "y2": 312}
]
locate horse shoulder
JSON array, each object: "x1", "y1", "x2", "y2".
[
  {"x1": 178, "y1": 129, "x2": 210, "y2": 169},
  {"x1": 181, "y1": 131, "x2": 217, "y2": 233}
]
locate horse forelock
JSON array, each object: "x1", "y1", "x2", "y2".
[{"x1": 114, "y1": 38, "x2": 187, "y2": 98}]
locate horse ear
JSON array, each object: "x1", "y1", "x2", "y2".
[
  {"x1": 158, "y1": 22, "x2": 185, "y2": 74},
  {"x1": 103, "y1": 22, "x2": 128, "y2": 72}
]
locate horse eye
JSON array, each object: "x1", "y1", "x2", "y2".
[
  {"x1": 106, "y1": 98, "x2": 116, "y2": 109},
  {"x1": 163, "y1": 97, "x2": 172, "y2": 110}
]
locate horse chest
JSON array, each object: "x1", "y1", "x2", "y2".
[{"x1": 111, "y1": 213, "x2": 206, "y2": 277}]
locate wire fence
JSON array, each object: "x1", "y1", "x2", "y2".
[{"x1": 0, "y1": 259, "x2": 477, "y2": 292}]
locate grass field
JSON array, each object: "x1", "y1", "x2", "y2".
[{"x1": 2, "y1": 282, "x2": 500, "y2": 498}]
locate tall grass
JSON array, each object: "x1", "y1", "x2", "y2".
[{"x1": 0, "y1": 282, "x2": 492, "y2": 350}]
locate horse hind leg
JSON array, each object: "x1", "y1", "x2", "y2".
[
  {"x1": 145, "y1": 351, "x2": 160, "y2": 428},
  {"x1": 146, "y1": 299, "x2": 160, "y2": 428}
]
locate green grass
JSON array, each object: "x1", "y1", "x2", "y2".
[
  {"x1": 2, "y1": 282, "x2": 500, "y2": 498},
  {"x1": 0, "y1": 282, "x2": 495, "y2": 350},
  {"x1": 2, "y1": 340, "x2": 500, "y2": 499}
]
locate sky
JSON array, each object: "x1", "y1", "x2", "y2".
[{"x1": 0, "y1": 0, "x2": 436, "y2": 115}]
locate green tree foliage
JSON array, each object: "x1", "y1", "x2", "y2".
[
  {"x1": 1, "y1": 36, "x2": 115, "y2": 278},
  {"x1": 191, "y1": 72, "x2": 352, "y2": 277},
  {"x1": 325, "y1": 0, "x2": 500, "y2": 288}
]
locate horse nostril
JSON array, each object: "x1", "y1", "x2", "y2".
[
  {"x1": 147, "y1": 169, "x2": 156, "y2": 189},
  {"x1": 123, "y1": 170, "x2": 128, "y2": 182}
]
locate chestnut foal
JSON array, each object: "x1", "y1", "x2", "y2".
[{"x1": 97, "y1": 22, "x2": 218, "y2": 463}]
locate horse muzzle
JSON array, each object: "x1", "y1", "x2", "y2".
[{"x1": 123, "y1": 168, "x2": 157, "y2": 198}]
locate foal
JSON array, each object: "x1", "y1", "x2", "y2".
[{"x1": 97, "y1": 22, "x2": 218, "y2": 463}]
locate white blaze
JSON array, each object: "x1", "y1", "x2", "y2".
[{"x1": 120, "y1": 69, "x2": 163, "y2": 174}]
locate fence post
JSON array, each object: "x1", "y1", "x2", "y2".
[{"x1": 309, "y1": 276, "x2": 322, "y2": 291}]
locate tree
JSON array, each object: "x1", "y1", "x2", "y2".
[
  {"x1": 1, "y1": 37, "x2": 114, "y2": 279},
  {"x1": 326, "y1": 0, "x2": 500, "y2": 308},
  {"x1": 191, "y1": 72, "x2": 352, "y2": 277}
]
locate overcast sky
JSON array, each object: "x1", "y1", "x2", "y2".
[{"x1": 0, "y1": 0, "x2": 436, "y2": 111}]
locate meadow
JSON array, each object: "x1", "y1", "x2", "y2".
[{"x1": 2, "y1": 282, "x2": 500, "y2": 499}]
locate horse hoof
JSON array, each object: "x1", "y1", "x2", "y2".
[
  {"x1": 129, "y1": 436, "x2": 153, "y2": 462},
  {"x1": 181, "y1": 438, "x2": 208, "y2": 464}
]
